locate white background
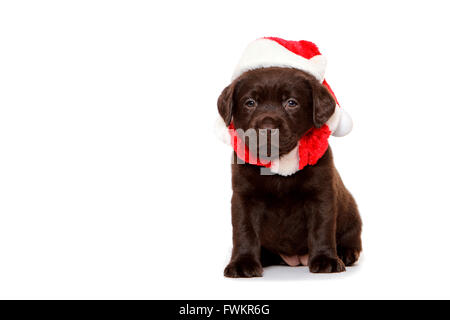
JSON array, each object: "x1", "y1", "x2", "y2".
[{"x1": 1, "y1": 0, "x2": 449, "y2": 299}]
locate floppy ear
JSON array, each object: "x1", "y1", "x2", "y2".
[
  {"x1": 311, "y1": 81, "x2": 336, "y2": 128},
  {"x1": 217, "y1": 83, "x2": 235, "y2": 126}
]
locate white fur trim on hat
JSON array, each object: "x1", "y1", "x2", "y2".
[
  {"x1": 326, "y1": 104, "x2": 341, "y2": 134},
  {"x1": 232, "y1": 38, "x2": 327, "y2": 82},
  {"x1": 325, "y1": 104, "x2": 353, "y2": 137},
  {"x1": 332, "y1": 108, "x2": 353, "y2": 137}
]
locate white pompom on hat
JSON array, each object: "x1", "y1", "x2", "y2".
[{"x1": 230, "y1": 37, "x2": 352, "y2": 137}]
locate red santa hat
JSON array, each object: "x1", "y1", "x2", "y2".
[
  {"x1": 216, "y1": 37, "x2": 353, "y2": 175},
  {"x1": 231, "y1": 37, "x2": 352, "y2": 137}
]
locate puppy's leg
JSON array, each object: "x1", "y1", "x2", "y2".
[
  {"x1": 307, "y1": 198, "x2": 346, "y2": 273},
  {"x1": 224, "y1": 193, "x2": 263, "y2": 278},
  {"x1": 337, "y1": 233, "x2": 361, "y2": 266},
  {"x1": 337, "y1": 198, "x2": 362, "y2": 266}
]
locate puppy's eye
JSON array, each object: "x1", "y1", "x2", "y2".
[
  {"x1": 285, "y1": 99, "x2": 299, "y2": 108},
  {"x1": 245, "y1": 99, "x2": 256, "y2": 108}
]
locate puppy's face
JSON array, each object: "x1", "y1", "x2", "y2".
[{"x1": 218, "y1": 67, "x2": 336, "y2": 157}]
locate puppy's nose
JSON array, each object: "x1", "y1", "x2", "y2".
[{"x1": 258, "y1": 117, "x2": 278, "y2": 130}]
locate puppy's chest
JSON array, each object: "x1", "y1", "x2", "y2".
[
  {"x1": 246, "y1": 175, "x2": 313, "y2": 229},
  {"x1": 256, "y1": 195, "x2": 309, "y2": 248}
]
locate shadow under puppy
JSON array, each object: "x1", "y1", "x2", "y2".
[{"x1": 217, "y1": 38, "x2": 362, "y2": 277}]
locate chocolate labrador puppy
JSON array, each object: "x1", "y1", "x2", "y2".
[{"x1": 218, "y1": 67, "x2": 362, "y2": 277}]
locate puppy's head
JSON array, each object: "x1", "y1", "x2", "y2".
[{"x1": 218, "y1": 67, "x2": 336, "y2": 157}]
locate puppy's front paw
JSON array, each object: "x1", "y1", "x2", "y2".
[
  {"x1": 224, "y1": 256, "x2": 263, "y2": 278},
  {"x1": 309, "y1": 254, "x2": 346, "y2": 273},
  {"x1": 338, "y1": 247, "x2": 361, "y2": 266}
]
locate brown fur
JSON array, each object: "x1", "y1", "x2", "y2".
[{"x1": 218, "y1": 67, "x2": 362, "y2": 277}]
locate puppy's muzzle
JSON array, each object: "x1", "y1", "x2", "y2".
[{"x1": 255, "y1": 116, "x2": 280, "y2": 132}]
